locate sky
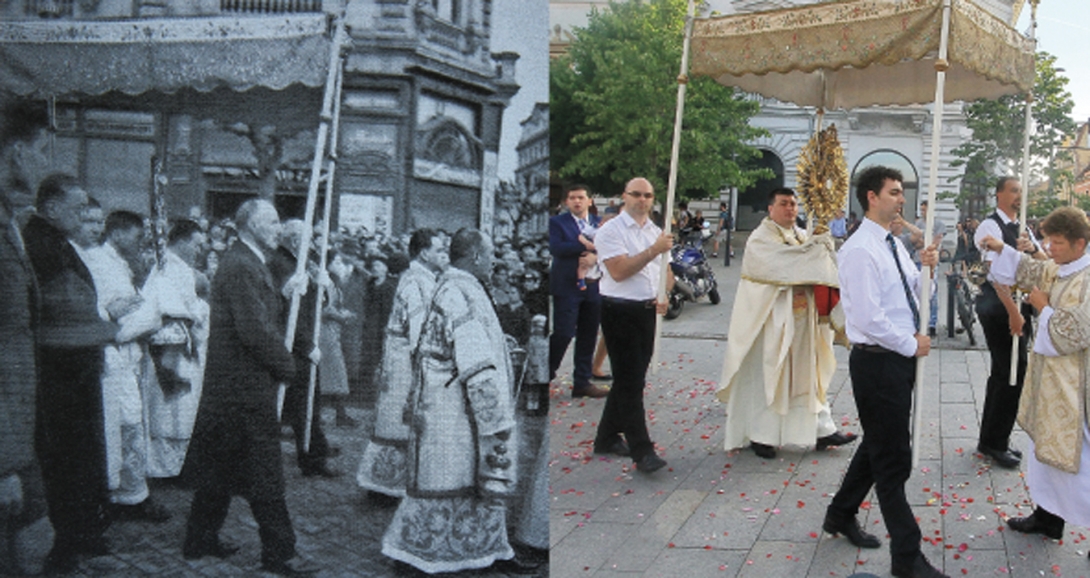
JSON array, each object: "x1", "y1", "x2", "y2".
[
  {"x1": 491, "y1": 0, "x2": 550, "y2": 180},
  {"x1": 1016, "y1": 0, "x2": 1090, "y2": 123}
]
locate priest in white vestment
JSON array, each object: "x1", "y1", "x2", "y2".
[
  {"x1": 717, "y1": 188, "x2": 856, "y2": 459},
  {"x1": 382, "y1": 229, "x2": 519, "y2": 574},
  {"x1": 980, "y1": 206, "x2": 1090, "y2": 540},
  {"x1": 140, "y1": 221, "x2": 209, "y2": 478}
]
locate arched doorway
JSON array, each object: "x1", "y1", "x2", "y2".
[
  {"x1": 849, "y1": 150, "x2": 919, "y2": 221},
  {"x1": 736, "y1": 149, "x2": 784, "y2": 230}
]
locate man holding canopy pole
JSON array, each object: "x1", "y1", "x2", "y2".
[{"x1": 824, "y1": 166, "x2": 946, "y2": 578}]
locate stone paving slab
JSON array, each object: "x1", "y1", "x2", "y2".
[{"x1": 550, "y1": 255, "x2": 1090, "y2": 578}]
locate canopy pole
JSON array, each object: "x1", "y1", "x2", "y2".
[
  {"x1": 912, "y1": 0, "x2": 952, "y2": 468},
  {"x1": 651, "y1": 0, "x2": 696, "y2": 374},
  {"x1": 278, "y1": 9, "x2": 346, "y2": 421},
  {"x1": 1009, "y1": 0, "x2": 1038, "y2": 386},
  {"x1": 304, "y1": 59, "x2": 343, "y2": 453}
]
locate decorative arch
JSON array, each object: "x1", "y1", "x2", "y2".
[
  {"x1": 849, "y1": 150, "x2": 919, "y2": 220},
  {"x1": 416, "y1": 116, "x2": 481, "y2": 170}
]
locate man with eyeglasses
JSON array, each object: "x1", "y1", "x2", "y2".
[{"x1": 589, "y1": 177, "x2": 673, "y2": 473}]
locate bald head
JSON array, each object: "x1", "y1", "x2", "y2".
[{"x1": 621, "y1": 177, "x2": 655, "y2": 222}]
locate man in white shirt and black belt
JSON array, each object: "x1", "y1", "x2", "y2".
[
  {"x1": 591, "y1": 177, "x2": 673, "y2": 474},
  {"x1": 972, "y1": 176, "x2": 1047, "y2": 469},
  {"x1": 823, "y1": 166, "x2": 948, "y2": 578}
]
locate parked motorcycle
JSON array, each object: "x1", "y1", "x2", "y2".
[{"x1": 665, "y1": 228, "x2": 720, "y2": 320}]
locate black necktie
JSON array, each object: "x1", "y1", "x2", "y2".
[{"x1": 886, "y1": 233, "x2": 920, "y2": 330}]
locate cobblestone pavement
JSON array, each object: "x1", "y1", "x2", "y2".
[
  {"x1": 549, "y1": 238, "x2": 1090, "y2": 578},
  {"x1": 56, "y1": 410, "x2": 548, "y2": 577}
]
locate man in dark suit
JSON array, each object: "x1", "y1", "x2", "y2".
[
  {"x1": 182, "y1": 199, "x2": 319, "y2": 576},
  {"x1": 268, "y1": 219, "x2": 337, "y2": 478},
  {"x1": 550, "y1": 184, "x2": 608, "y2": 398},
  {"x1": 22, "y1": 174, "x2": 119, "y2": 572}
]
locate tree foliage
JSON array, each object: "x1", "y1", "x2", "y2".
[
  {"x1": 951, "y1": 52, "x2": 1076, "y2": 217},
  {"x1": 550, "y1": 0, "x2": 771, "y2": 201}
]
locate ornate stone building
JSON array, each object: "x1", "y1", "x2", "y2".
[{"x1": 1, "y1": 0, "x2": 522, "y2": 235}]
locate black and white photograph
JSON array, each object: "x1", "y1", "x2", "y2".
[{"x1": 0, "y1": 0, "x2": 548, "y2": 575}]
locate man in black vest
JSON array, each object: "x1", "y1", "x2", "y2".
[{"x1": 972, "y1": 176, "x2": 1047, "y2": 469}]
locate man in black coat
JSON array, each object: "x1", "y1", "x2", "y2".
[
  {"x1": 22, "y1": 174, "x2": 118, "y2": 572},
  {"x1": 182, "y1": 199, "x2": 318, "y2": 576}
]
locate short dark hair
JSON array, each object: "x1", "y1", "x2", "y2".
[
  {"x1": 35, "y1": 173, "x2": 80, "y2": 212},
  {"x1": 168, "y1": 219, "x2": 204, "y2": 245},
  {"x1": 1040, "y1": 206, "x2": 1090, "y2": 244},
  {"x1": 408, "y1": 227, "x2": 439, "y2": 259},
  {"x1": 450, "y1": 228, "x2": 485, "y2": 263},
  {"x1": 996, "y1": 176, "x2": 1019, "y2": 194},
  {"x1": 565, "y1": 184, "x2": 590, "y2": 198},
  {"x1": 104, "y1": 210, "x2": 144, "y2": 236},
  {"x1": 855, "y1": 166, "x2": 903, "y2": 212},
  {"x1": 1, "y1": 99, "x2": 49, "y2": 151},
  {"x1": 767, "y1": 187, "x2": 796, "y2": 206}
]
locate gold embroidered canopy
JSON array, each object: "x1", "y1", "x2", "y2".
[{"x1": 690, "y1": 0, "x2": 1035, "y2": 109}]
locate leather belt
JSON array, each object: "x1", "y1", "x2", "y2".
[
  {"x1": 853, "y1": 343, "x2": 892, "y2": 354},
  {"x1": 602, "y1": 296, "x2": 657, "y2": 308}
]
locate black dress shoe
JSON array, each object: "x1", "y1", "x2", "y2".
[
  {"x1": 261, "y1": 556, "x2": 320, "y2": 577},
  {"x1": 891, "y1": 553, "x2": 948, "y2": 578},
  {"x1": 822, "y1": 515, "x2": 881, "y2": 549},
  {"x1": 977, "y1": 444, "x2": 1020, "y2": 469},
  {"x1": 1008, "y1": 510, "x2": 1064, "y2": 540},
  {"x1": 591, "y1": 373, "x2": 613, "y2": 382},
  {"x1": 301, "y1": 463, "x2": 342, "y2": 478},
  {"x1": 75, "y1": 536, "x2": 111, "y2": 556},
  {"x1": 816, "y1": 431, "x2": 859, "y2": 451},
  {"x1": 1009, "y1": 446, "x2": 1023, "y2": 458},
  {"x1": 635, "y1": 453, "x2": 667, "y2": 473},
  {"x1": 490, "y1": 555, "x2": 542, "y2": 574},
  {"x1": 594, "y1": 438, "x2": 631, "y2": 457},
  {"x1": 43, "y1": 547, "x2": 79, "y2": 574},
  {"x1": 116, "y1": 498, "x2": 171, "y2": 523},
  {"x1": 572, "y1": 384, "x2": 609, "y2": 398},
  {"x1": 751, "y1": 442, "x2": 776, "y2": 459},
  {"x1": 183, "y1": 538, "x2": 240, "y2": 560}
]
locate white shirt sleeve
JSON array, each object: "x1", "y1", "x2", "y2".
[
  {"x1": 1033, "y1": 306, "x2": 1060, "y2": 356},
  {"x1": 595, "y1": 221, "x2": 627, "y2": 261},
  {"x1": 984, "y1": 243, "x2": 1021, "y2": 286}
]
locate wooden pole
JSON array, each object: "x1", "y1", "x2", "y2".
[
  {"x1": 651, "y1": 0, "x2": 695, "y2": 374},
  {"x1": 278, "y1": 11, "x2": 345, "y2": 420},
  {"x1": 912, "y1": 0, "x2": 952, "y2": 468},
  {"x1": 304, "y1": 60, "x2": 343, "y2": 453},
  {"x1": 1009, "y1": 0, "x2": 1037, "y2": 386}
]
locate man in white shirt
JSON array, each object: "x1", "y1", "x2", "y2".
[
  {"x1": 824, "y1": 165, "x2": 947, "y2": 578},
  {"x1": 972, "y1": 176, "x2": 1047, "y2": 469},
  {"x1": 590, "y1": 177, "x2": 672, "y2": 473}
]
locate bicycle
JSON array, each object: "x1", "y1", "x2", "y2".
[{"x1": 945, "y1": 264, "x2": 978, "y2": 346}]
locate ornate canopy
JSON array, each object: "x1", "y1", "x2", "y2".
[{"x1": 690, "y1": 0, "x2": 1035, "y2": 109}]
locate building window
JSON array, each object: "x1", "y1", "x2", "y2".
[{"x1": 850, "y1": 150, "x2": 919, "y2": 220}]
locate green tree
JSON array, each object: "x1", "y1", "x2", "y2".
[
  {"x1": 951, "y1": 51, "x2": 1076, "y2": 217},
  {"x1": 550, "y1": 0, "x2": 771, "y2": 201}
]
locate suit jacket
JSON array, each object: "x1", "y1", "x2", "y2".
[
  {"x1": 549, "y1": 212, "x2": 601, "y2": 297},
  {"x1": 184, "y1": 241, "x2": 296, "y2": 500},
  {"x1": 0, "y1": 207, "x2": 37, "y2": 476},
  {"x1": 200, "y1": 242, "x2": 296, "y2": 408}
]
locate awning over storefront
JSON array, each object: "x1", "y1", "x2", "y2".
[{"x1": 0, "y1": 14, "x2": 331, "y2": 98}]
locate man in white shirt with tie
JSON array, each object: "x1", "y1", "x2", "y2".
[{"x1": 824, "y1": 165, "x2": 947, "y2": 578}]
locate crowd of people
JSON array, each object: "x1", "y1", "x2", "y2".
[{"x1": 1, "y1": 101, "x2": 547, "y2": 576}]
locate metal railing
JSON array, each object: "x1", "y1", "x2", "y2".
[{"x1": 220, "y1": 0, "x2": 321, "y2": 13}]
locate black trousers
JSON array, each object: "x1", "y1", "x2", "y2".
[
  {"x1": 284, "y1": 362, "x2": 329, "y2": 470},
  {"x1": 978, "y1": 308, "x2": 1030, "y2": 451},
  {"x1": 185, "y1": 488, "x2": 295, "y2": 565},
  {"x1": 549, "y1": 282, "x2": 602, "y2": 390},
  {"x1": 594, "y1": 298, "x2": 656, "y2": 461},
  {"x1": 828, "y1": 348, "x2": 921, "y2": 568}
]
